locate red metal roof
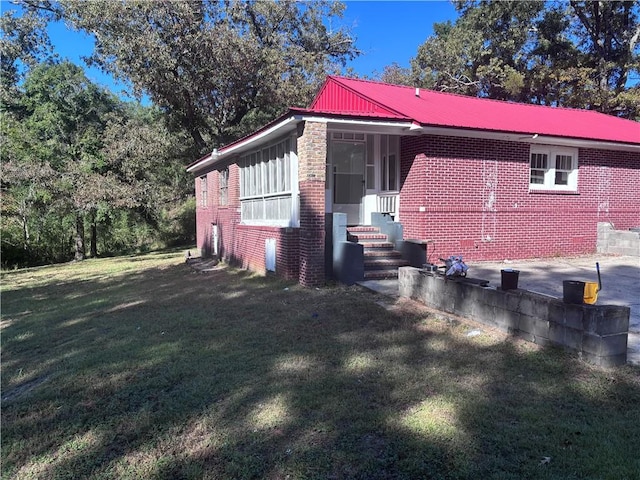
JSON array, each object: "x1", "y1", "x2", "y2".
[
  {"x1": 189, "y1": 75, "x2": 639, "y2": 172},
  {"x1": 311, "y1": 77, "x2": 408, "y2": 119},
  {"x1": 311, "y1": 76, "x2": 640, "y2": 145}
]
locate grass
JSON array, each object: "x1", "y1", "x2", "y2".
[{"x1": 2, "y1": 251, "x2": 640, "y2": 480}]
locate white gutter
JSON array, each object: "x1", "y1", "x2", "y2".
[
  {"x1": 186, "y1": 154, "x2": 214, "y2": 174},
  {"x1": 526, "y1": 135, "x2": 640, "y2": 152},
  {"x1": 187, "y1": 115, "x2": 419, "y2": 173},
  {"x1": 301, "y1": 116, "x2": 417, "y2": 130},
  {"x1": 412, "y1": 125, "x2": 640, "y2": 152},
  {"x1": 188, "y1": 115, "x2": 639, "y2": 174},
  {"x1": 187, "y1": 115, "x2": 300, "y2": 173}
]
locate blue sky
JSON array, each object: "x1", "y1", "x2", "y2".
[
  {"x1": 340, "y1": 1, "x2": 457, "y2": 76},
  {"x1": 3, "y1": 0, "x2": 459, "y2": 101}
]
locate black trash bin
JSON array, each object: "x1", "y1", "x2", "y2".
[
  {"x1": 563, "y1": 280, "x2": 585, "y2": 304},
  {"x1": 501, "y1": 269, "x2": 520, "y2": 290}
]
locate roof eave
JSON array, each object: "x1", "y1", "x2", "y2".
[
  {"x1": 411, "y1": 124, "x2": 640, "y2": 152},
  {"x1": 186, "y1": 112, "x2": 420, "y2": 174},
  {"x1": 188, "y1": 111, "x2": 639, "y2": 175},
  {"x1": 187, "y1": 111, "x2": 304, "y2": 173}
]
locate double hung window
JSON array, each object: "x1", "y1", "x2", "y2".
[
  {"x1": 199, "y1": 175, "x2": 208, "y2": 207},
  {"x1": 529, "y1": 147, "x2": 578, "y2": 192},
  {"x1": 219, "y1": 168, "x2": 229, "y2": 206}
]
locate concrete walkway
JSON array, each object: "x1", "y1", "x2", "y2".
[{"x1": 359, "y1": 255, "x2": 640, "y2": 366}]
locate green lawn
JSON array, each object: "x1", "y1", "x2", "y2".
[{"x1": 2, "y1": 251, "x2": 639, "y2": 479}]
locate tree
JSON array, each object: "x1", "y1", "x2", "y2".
[
  {"x1": 0, "y1": 114, "x2": 59, "y2": 262},
  {"x1": 1, "y1": 4, "x2": 202, "y2": 267},
  {"x1": 406, "y1": 0, "x2": 640, "y2": 118},
  {"x1": 0, "y1": 7, "x2": 54, "y2": 109},
  {"x1": 410, "y1": 1, "x2": 544, "y2": 99},
  {"x1": 34, "y1": 0, "x2": 358, "y2": 152},
  {"x1": 99, "y1": 104, "x2": 196, "y2": 247},
  {"x1": 1, "y1": 61, "x2": 196, "y2": 267},
  {"x1": 4, "y1": 62, "x2": 136, "y2": 264},
  {"x1": 378, "y1": 62, "x2": 413, "y2": 86},
  {"x1": 565, "y1": 1, "x2": 640, "y2": 115},
  {"x1": 1, "y1": 8, "x2": 62, "y2": 266},
  {"x1": 20, "y1": 62, "x2": 125, "y2": 260}
]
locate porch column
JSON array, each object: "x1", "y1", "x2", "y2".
[{"x1": 297, "y1": 120, "x2": 327, "y2": 287}]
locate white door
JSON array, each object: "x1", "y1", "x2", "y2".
[
  {"x1": 211, "y1": 224, "x2": 219, "y2": 256},
  {"x1": 332, "y1": 141, "x2": 366, "y2": 225}
]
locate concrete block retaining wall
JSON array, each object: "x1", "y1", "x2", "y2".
[
  {"x1": 398, "y1": 267, "x2": 630, "y2": 367},
  {"x1": 597, "y1": 222, "x2": 640, "y2": 257}
]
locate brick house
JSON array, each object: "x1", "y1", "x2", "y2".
[{"x1": 187, "y1": 76, "x2": 640, "y2": 287}]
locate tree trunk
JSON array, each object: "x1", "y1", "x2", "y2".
[
  {"x1": 21, "y1": 212, "x2": 29, "y2": 251},
  {"x1": 90, "y1": 209, "x2": 98, "y2": 258},
  {"x1": 189, "y1": 124, "x2": 207, "y2": 152},
  {"x1": 75, "y1": 213, "x2": 85, "y2": 261}
]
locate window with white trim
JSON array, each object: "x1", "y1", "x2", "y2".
[
  {"x1": 529, "y1": 146, "x2": 578, "y2": 192},
  {"x1": 219, "y1": 167, "x2": 229, "y2": 206},
  {"x1": 199, "y1": 175, "x2": 208, "y2": 207},
  {"x1": 380, "y1": 135, "x2": 399, "y2": 192},
  {"x1": 239, "y1": 137, "x2": 295, "y2": 224}
]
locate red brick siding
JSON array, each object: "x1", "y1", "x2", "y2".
[
  {"x1": 195, "y1": 130, "x2": 638, "y2": 281},
  {"x1": 297, "y1": 121, "x2": 327, "y2": 287},
  {"x1": 298, "y1": 181, "x2": 325, "y2": 286},
  {"x1": 194, "y1": 163, "x2": 300, "y2": 280},
  {"x1": 400, "y1": 135, "x2": 640, "y2": 261},
  {"x1": 234, "y1": 225, "x2": 300, "y2": 279},
  {"x1": 195, "y1": 120, "x2": 329, "y2": 286},
  {"x1": 195, "y1": 170, "x2": 215, "y2": 256}
]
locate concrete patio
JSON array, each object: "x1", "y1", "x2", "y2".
[{"x1": 359, "y1": 254, "x2": 640, "y2": 366}]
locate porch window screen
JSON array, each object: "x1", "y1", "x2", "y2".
[
  {"x1": 366, "y1": 135, "x2": 375, "y2": 189},
  {"x1": 239, "y1": 137, "x2": 293, "y2": 223},
  {"x1": 381, "y1": 135, "x2": 399, "y2": 191}
]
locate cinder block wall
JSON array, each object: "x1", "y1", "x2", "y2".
[
  {"x1": 399, "y1": 135, "x2": 640, "y2": 261},
  {"x1": 597, "y1": 222, "x2": 640, "y2": 257},
  {"x1": 399, "y1": 266, "x2": 630, "y2": 367}
]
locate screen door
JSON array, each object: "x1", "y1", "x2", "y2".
[{"x1": 332, "y1": 141, "x2": 365, "y2": 225}]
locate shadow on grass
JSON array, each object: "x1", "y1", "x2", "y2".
[{"x1": 2, "y1": 256, "x2": 640, "y2": 479}]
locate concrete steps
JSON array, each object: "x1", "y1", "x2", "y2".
[{"x1": 347, "y1": 225, "x2": 409, "y2": 280}]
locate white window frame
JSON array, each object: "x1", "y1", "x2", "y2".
[
  {"x1": 529, "y1": 146, "x2": 578, "y2": 192},
  {"x1": 199, "y1": 175, "x2": 208, "y2": 207},
  {"x1": 380, "y1": 134, "x2": 400, "y2": 192},
  {"x1": 218, "y1": 167, "x2": 229, "y2": 206},
  {"x1": 239, "y1": 135, "x2": 298, "y2": 226}
]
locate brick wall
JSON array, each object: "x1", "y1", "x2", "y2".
[
  {"x1": 400, "y1": 135, "x2": 640, "y2": 261},
  {"x1": 195, "y1": 170, "x2": 214, "y2": 257},
  {"x1": 297, "y1": 121, "x2": 327, "y2": 287},
  {"x1": 194, "y1": 130, "x2": 638, "y2": 283},
  {"x1": 194, "y1": 163, "x2": 300, "y2": 280},
  {"x1": 196, "y1": 120, "x2": 329, "y2": 287},
  {"x1": 233, "y1": 225, "x2": 300, "y2": 279}
]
